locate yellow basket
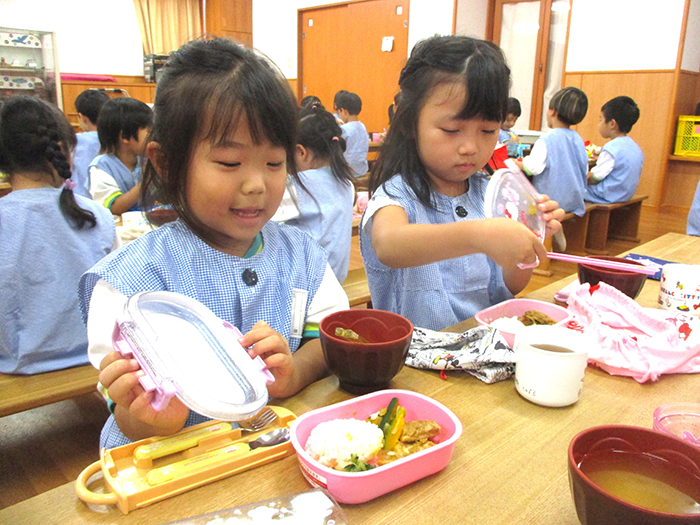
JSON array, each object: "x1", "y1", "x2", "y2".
[{"x1": 674, "y1": 115, "x2": 700, "y2": 156}]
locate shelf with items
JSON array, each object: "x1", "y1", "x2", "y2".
[{"x1": 0, "y1": 28, "x2": 61, "y2": 108}]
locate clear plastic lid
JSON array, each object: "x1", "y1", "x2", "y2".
[
  {"x1": 113, "y1": 291, "x2": 272, "y2": 421},
  {"x1": 484, "y1": 168, "x2": 546, "y2": 241}
]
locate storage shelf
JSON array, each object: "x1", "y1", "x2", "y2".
[
  {"x1": 0, "y1": 66, "x2": 43, "y2": 73},
  {"x1": 669, "y1": 155, "x2": 700, "y2": 162}
]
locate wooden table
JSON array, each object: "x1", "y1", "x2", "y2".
[{"x1": 3, "y1": 232, "x2": 698, "y2": 525}]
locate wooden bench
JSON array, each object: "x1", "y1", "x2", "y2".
[
  {"x1": 558, "y1": 201, "x2": 598, "y2": 256},
  {"x1": 585, "y1": 194, "x2": 649, "y2": 254},
  {"x1": 0, "y1": 364, "x2": 99, "y2": 418},
  {"x1": 342, "y1": 267, "x2": 372, "y2": 308}
]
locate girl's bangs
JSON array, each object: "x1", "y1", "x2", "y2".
[{"x1": 456, "y1": 55, "x2": 508, "y2": 123}]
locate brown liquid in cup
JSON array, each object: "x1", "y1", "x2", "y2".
[{"x1": 531, "y1": 343, "x2": 574, "y2": 353}]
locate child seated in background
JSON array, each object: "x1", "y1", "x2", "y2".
[
  {"x1": 89, "y1": 97, "x2": 153, "y2": 215},
  {"x1": 285, "y1": 106, "x2": 355, "y2": 283},
  {"x1": 688, "y1": 180, "x2": 700, "y2": 236},
  {"x1": 71, "y1": 89, "x2": 110, "y2": 198},
  {"x1": 517, "y1": 87, "x2": 589, "y2": 217},
  {"x1": 499, "y1": 97, "x2": 521, "y2": 157},
  {"x1": 0, "y1": 96, "x2": 117, "y2": 374},
  {"x1": 335, "y1": 90, "x2": 369, "y2": 178},
  {"x1": 585, "y1": 96, "x2": 644, "y2": 204}
]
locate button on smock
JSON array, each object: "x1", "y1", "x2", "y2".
[
  {"x1": 242, "y1": 268, "x2": 258, "y2": 286},
  {"x1": 455, "y1": 206, "x2": 468, "y2": 218}
]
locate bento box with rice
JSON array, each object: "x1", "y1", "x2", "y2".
[{"x1": 290, "y1": 389, "x2": 462, "y2": 504}]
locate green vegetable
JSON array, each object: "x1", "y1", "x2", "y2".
[
  {"x1": 343, "y1": 454, "x2": 376, "y2": 472},
  {"x1": 379, "y1": 397, "x2": 399, "y2": 435},
  {"x1": 384, "y1": 406, "x2": 406, "y2": 451}
]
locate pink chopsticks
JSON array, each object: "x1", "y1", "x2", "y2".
[{"x1": 546, "y1": 252, "x2": 658, "y2": 275}]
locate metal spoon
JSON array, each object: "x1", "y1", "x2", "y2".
[{"x1": 247, "y1": 427, "x2": 290, "y2": 449}]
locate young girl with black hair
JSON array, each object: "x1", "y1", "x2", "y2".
[
  {"x1": 285, "y1": 106, "x2": 355, "y2": 283},
  {"x1": 79, "y1": 38, "x2": 348, "y2": 449},
  {"x1": 0, "y1": 95, "x2": 116, "y2": 374},
  {"x1": 360, "y1": 35, "x2": 564, "y2": 331}
]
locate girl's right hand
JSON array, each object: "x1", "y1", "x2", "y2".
[
  {"x1": 99, "y1": 351, "x2": 190, "y2": 438},
  {"x1": 481, "y1": 218, "x2": 547, "y2": 269}
]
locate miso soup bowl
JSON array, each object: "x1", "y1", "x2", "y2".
[
  {"x1": 319, "y1": 309, "x2": 413, "y2": 394},
  {"x1": 569, "y1": 425, "x2": 700, "y2": 525},
  {"x1": 577, "y1": 256, "x2": 647, "y2": 299}
]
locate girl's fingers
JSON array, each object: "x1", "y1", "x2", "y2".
[{"x1": 99, "y1": 357, "x2": 140, "y2": 388}]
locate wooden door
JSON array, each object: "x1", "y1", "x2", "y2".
[{"x1": 299, "y1": 0, "x2": 410, "y2": 134}]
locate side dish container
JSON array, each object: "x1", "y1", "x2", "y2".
[
  {"x1": 290, "y1": 389, "x2": 462, "y2": 504},
  {"x1": 475, "y1": 298, "x2": 571, "y2": 348}
]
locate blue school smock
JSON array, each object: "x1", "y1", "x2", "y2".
[
  {"x1": 688, "y1": 180, "x2": 700, "y2": 236},
  {"x1": 340, "y1": 121, "x2": 369, "y2": 177},
  {"x1": 0, "y1": 188, "x2": 114, "y2": 374},
  {"x1": 285, "y1": 167, "x2": 355, "y2": 283},
  {"x1": 532, "y1": 128, "x2": 588, "y2": 216},
  {"x1": 79, "y1": 219, "x2": 328, "y2": 449},
  {"x1": 585, "y1": 136, "x2": 644, "y2": 204},
  {"x1": 359, "y1": 174, "x2": 512, "y2": 331},
  {"x1": 89, "y1": 153, "x2": 143, "y2": 211},
  {"x1": 71, "y1": 131, "x2": 100, "y2": 198}
]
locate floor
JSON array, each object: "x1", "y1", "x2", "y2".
[{"x1": 0, "y1": 206, "x2": 689, "y2": 510}]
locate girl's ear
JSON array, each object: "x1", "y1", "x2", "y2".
[
  {"x1": 295, "y1": 144, "x2": 307, "y2": 161},
  {"x1": 609, "y1": 118, "x2": 620, "y2": 131},
  {"x1": 146, "y1": 141, "x2": 166, "y2": 177}
]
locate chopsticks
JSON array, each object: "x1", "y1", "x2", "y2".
[{"x1": 546, "y1": 252, "x2": 658, "y2": 275}]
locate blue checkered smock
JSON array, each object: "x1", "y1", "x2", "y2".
[
  {"x1": 79, "y1": 219, "x2": 327, "y2": 449},
  {"x1": 360, "y1": 174, "x2": 512, "y2": 331}
]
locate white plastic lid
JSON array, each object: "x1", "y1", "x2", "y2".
[
  {"x1": 484, "y1": 168, "x2": 546, "y2": 241},
  {"x1": 113, "y1": 291, "x2": 271, "y2": 421}
]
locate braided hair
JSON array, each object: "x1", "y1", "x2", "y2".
[
  {"x1": 0, "y1": 95, "x2": 97, "y2": 229},
  {"x1": 298, "y1": 106, "x2": 353, "y2": 184}
]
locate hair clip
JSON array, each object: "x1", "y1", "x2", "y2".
[
  {"x1": 332, "y1": 136, "x2": 339, "y2": 141},
  {"x1": 63, "y1": 178, "x2": 78, "y2": 191}
]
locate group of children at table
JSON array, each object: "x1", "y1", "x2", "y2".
[{"x1": 0, "y1": 34, "x2": 691, "y2": 451}]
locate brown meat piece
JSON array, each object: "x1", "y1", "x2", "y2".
[
  {"x1": 399, "y1": 420, "x2": 441, "y2": 443},
  {"x1": 518, "y1": 310, "x2": 556, "y2": 326}
]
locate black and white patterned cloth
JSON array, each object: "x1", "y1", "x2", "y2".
[{"x1": 406, "y1": 326, "x2": 515, "y2": 383}]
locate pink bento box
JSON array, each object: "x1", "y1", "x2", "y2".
[
  {"x1": 290, "y1": 389, "x2": 462, "y2": 504},
  {"x1": 475, "y1": 298, "x2": 571, "y2": 348}
]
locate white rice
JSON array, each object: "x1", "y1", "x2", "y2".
[{"x1": 305, "y1": 418, "x2": 384, "y2": 470}]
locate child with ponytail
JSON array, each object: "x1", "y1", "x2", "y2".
[
  {"x1": 285, "y1": 106, "x2": 355, "y2": 283},
  {"x1": 0, "y1": 95, "x2": 117, "y2": 374}
]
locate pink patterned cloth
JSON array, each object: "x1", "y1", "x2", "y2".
[{"x1": 565, "y1": 281, "x2": 700, "y2": 382}]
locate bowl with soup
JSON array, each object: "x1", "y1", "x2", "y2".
[{"x1": 569, "y1": 425, "x2": 700, "y2": 524}]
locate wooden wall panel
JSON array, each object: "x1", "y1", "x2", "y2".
[
  {"x1": 564, "y1": 70, "x2": 675, "y2": 209},
  {"x1": 206, "y1": 0, "x2": 253, "y2": 47}
]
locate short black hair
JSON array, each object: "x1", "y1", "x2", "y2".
[
  {"x1": 601, "y1": 96, "x2": 640, "y2": 133},
  {"x1": 97, "y1": 97, "x2": 153, "y2": 154},
  {"x1": 507, "y1": 97, "x2": 521, "y2": 117},
  {"x1": 75, "y1": 89, "x2": 110, "y2": 125},
  {"x1": 301, "y1": 95, "x2": 322, "y2": 108},
  {"x1": 335, "y1": 91, "x2": 362, "y2": 115},
  {"x1": 549, "y1": 87, "x2": 588, "y2": 126}
]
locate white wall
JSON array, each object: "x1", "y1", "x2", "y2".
[
  {"x1": 1, "y1": 0, "x2": 144, "y2": 76},
  {"x1": 407, "y1": 0, "x2": 454, "y2": 52},
  {"x1": 682, "y1": 0, "x2": 700, "y2": 72},
  {"x1": 566, "y1": 0, "x2": 686, "y2": 71},
  {"x1": 455, "y1": 0, "x2": 488, "y2": 39}
]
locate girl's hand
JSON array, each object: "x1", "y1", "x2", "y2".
[
  {"x1": 99, "y1": 351, "x2": 189, "y2": 438},
  {"x1": 482, "y1": 218, "x2": 547, "y2": 269},
  {"x1": 535, "y1": 193, "x2": 564, "y2": 238},
  {"x1": 239, "y1": 321, "x2": 295, "y2": 399}
]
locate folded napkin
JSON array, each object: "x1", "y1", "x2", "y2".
[
  {"x1": 566, "y1": 281, "x2": 700, "y2": 382},
  {"x1": 406, "y1": 326, "x2": 515, "y2": 383}
]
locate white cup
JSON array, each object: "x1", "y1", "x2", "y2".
[
  {"x1": 513, "y1": 325, "x2": 589, "y2": 407},
  {"x1": 658, "y1": 264, "x2": 700, "y2": 317}
]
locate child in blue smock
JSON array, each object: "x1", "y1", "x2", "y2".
[
  {"x1": 585, "y1": 96, "x2": 644, "y2": 204},
  {"x1": 79, "y1": 38, "x2": 349, "y2": 449},
  {"x1": 71, "y1": 89, "x2": 110, "y2": 198},
  {"x1": 688, "y1": 180, "x2": 700, "y2": 236},
  {"x1": 498, "y1": 97, "x2": 521, "y2": 157},
  {"x1": 359, "y1": 35, "x2": 564, "y2": 331},
  {"x1": 89, "y1": 97, "x2": 153, "y2": 215},
  {"x1": 285, "y1": 106, "x2": 355, "y2": 283},
  {"x1": 336, "y1": 91, "x2": 369, "y2": 177},
  {"x1": 517, "y1": 87, "x2": 589, "y2": 217},
  {"x1": 0, "y1": 96, "x2": 116, "y2": 374}
]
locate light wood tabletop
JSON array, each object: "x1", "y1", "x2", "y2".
[{"x1": 2, "y1": 232, "x2": 698, "y2": 525}]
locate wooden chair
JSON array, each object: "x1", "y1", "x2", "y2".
[{"x1": 585, "y1": 195, "x2": 649, "y2": 254}]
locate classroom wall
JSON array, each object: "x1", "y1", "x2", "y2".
[
  {"x1": 1, "y1": 0, "x2": 144, "y2": 76},
  {"x1": 454, "y1": 0, "x2": 488, "y2": 39}
]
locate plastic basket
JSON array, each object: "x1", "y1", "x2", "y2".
[{"x1": 674, "y1": 115, "x2": 700, "y2": 156}]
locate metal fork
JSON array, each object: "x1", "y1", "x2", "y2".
[{"x1": 237, "y1": 407, "x2": 277, "y2": 432}]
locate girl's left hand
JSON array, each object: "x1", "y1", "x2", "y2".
[
  {"x1": 238, "y1": 320, "x2": 295, "y2": 399},
  {"x1": 536, "y1": 193, "x2": 564, "y2": 238}
]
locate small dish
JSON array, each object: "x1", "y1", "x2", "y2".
[
  {"x1": 475, "y1": 298, "x2": 571, "y2": 348},
  {"x1": 290, "y1": 389, "x2": 462, "y2": 504},
  {"x1": 653, "y1": 403, "x2": 700, "y2": 447}
]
